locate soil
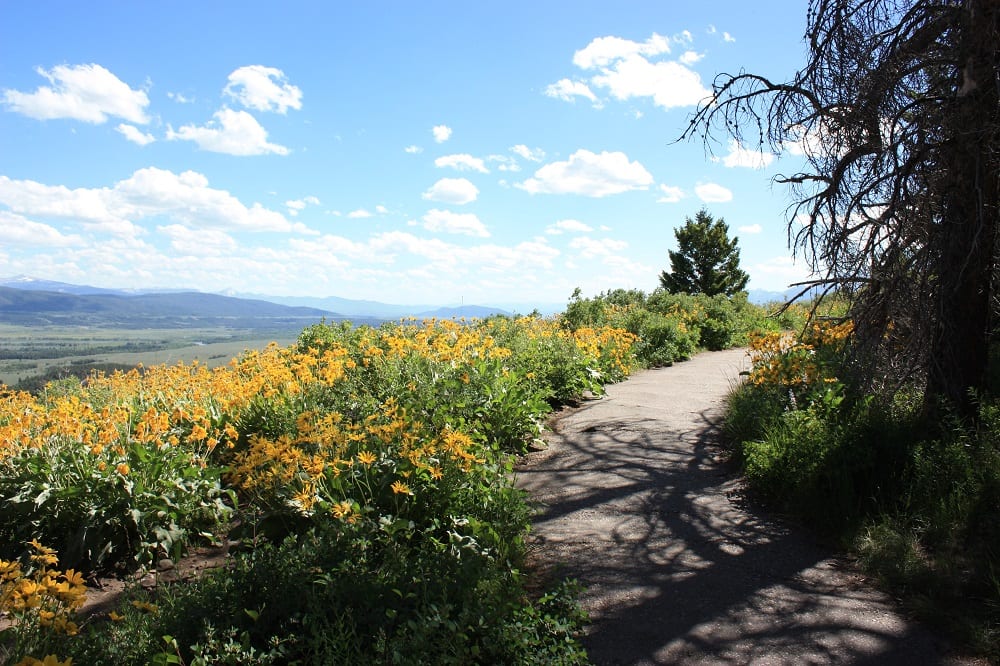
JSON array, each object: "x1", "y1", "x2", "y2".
[{"x1": 516, "y1": 348, "x2": 980, "y2": 665}]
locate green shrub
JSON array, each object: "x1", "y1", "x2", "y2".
[
  {"x1": 63, "y1": 517, "x2": 588, "y2": 665},
  {"x1": 564, "y1": 288, "x2": 774, "y2": 367},
  {"x1": 0, "y1": 436, "x2": 233, "y2": 571},
  {"x1": 631, "y1": 312, "x2": 700, "y2": 366}
]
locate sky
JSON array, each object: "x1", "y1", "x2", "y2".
[{"x1": 0, "y1": 1, "x2": 815, "y2": 308}]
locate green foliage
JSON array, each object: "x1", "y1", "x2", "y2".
[
  {"x1": 61, "y1": 519, "x2": 588, "y2": 665},
  {"x1": 659, "y1": 209, "x2": 749, "y2": 297},
  {"x1": 0, "y1": 435, "x2": 234, "y2": 572},
  {"x1": 630, "y1": 311, "x2": 700, "y2": 367},
  {"x1": 563, "y1": 288, "x2": 772, "y2": 366},
  {"x1": 727, "y1": 327, "x2": 1000, "y2": 658}
]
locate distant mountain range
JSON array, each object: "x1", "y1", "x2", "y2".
[
  {"x1": 228, "y1": 292, "x2": 516, "y2": 320},
  {"x1": 0, "y1": 277, "x2": 516, "y2": 327},
  {"x1": 0, "y1": 276, "x2": 800, "y2": 329},
  {"x1": 746, "y1": 288, "x2": 799, "y2": 305}
]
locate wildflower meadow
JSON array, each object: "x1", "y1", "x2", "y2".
[
  {"x1": 0, "y1": 295, "x2": 783, "y2": 664},
  {"x1": 0, "y1": 312, "x2": 645, "y2": 664}
]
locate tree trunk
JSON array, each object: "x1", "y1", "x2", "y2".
[{"x1": 925, "y1": 0, "x2": 999, "y2": 420}]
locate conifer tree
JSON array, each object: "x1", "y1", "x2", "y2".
[{"x1": 659, "y1": 209, "x2": 749, "y2": 296}]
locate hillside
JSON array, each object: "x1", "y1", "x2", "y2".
[
  {"x1": 1, "y1": 277, "x2": 520, "y2": 322},
  {"x1": 0, "y1": 286, "x2": 351, "y2": 329}
]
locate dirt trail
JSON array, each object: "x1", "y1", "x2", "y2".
[{"x1": 516, "y1": 348, "x2": 965, "y2": 665}]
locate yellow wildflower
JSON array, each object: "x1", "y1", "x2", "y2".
[
  {"x1": 14, "y1": 656, "x2": 73, "y2": 666},
  {"x1": 131, "y1": 599, "x2": 158, "y2": 614},
  {"x1": 28, "y1": 540, "x2": 58, "y2": 567},
  {"x1": 330, "y1": 501, "x2": 353, "y2": 519}
]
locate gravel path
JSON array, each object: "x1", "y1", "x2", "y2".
[{"x1": 516, "y1": 348, "x2": 966, "y2": 665}]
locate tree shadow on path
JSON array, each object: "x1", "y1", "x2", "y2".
[{"x1": 516, "y1": 354, "x2": 960, "y2": 665}]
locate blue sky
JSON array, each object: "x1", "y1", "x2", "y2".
[{"x1": 0, "y1": 1, "x2": 813, "y2": 307}]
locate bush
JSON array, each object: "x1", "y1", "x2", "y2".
[{"x1": 563, "y1": 288, "x2": 775, "y2": 367}]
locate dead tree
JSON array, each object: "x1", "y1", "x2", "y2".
[{"x1": 683, "y1": 0, "x2": 1000, "y2": 419}]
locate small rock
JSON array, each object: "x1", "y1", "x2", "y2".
[
  {"x1": 156, "y1": 558, "x2": 175, "y2": 571},
  {"x1": 527, "y1": 439, "x2": 549, "y2": 452}
]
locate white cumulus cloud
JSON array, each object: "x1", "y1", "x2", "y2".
[
  {"x1": 422, "y1": 177, "x2": 479, "y2": 205},
  {"x1": 2, "y1": 63, "x2": 150, "y2": 124},
  {"x1": 286, "y1": 196, "x2": 320, "y2": 216},
  {"x1": 116, "y1": 123, "x2": 155, "y2": 146},
  {"x1": 679, "y1": 50, "x2": 704, "y2": 65},
  {"x1": 488, "y1": 155, "x2": 520, "y2": 172},
  {"x1": 517, "y1": 149, "x2": 653, "y2": 197},
  {"x1": 224, "y1": 65, "x2": 302, "y2": 114},
  {"x1": 738, "y1": 224, "x2": 763, "y2": 234},
  {"x1": 545, "y1": 219, "x2": 593, "y2": 235},
  {"x1": 422, "y1": 209, "x2": 489, "y2": 237},
  {"x1": 551, "y1": 33, "x2": 711, "y2": 111},
  {"x1": 0, "y1": 175, "x2": 122, "y2": 230},
  {"x1": 432, "y1": 125, "x2": 452, "y2": 143},
  {"x1": 114, "y1": 167, "x2": 303, "y2": 231},
  {"x1": 511, "y1": 145, "x2": 545, "y2": 162},
  {"x1": 0, "y1": 211, "x2": 82, "y2": 247},
  {"x1": 657, "y1": 184, "x2": 685, "y2": 203},
  {"x1": 434, "y1": 154, "x2": 488, "y2": 173},
  {"x1": 572, "y1": 34, "x2": 671, "y2": 69},
  {"x1": 158, "y1": 224, "x2": 237, "y2": 256},
  {"x1": 569, "y1": 236, "x2": 629, "y2": 259},
  {"x1": 695, "y1": 182, "x2": 733, "y2": 203},
  {"x1": 404, "y1": 145, "x2": 423, "y2": 154},
  {"x1": 751, "y1": 256, "x2": 812, "y2": 289},
  {"x1": 348, "y1": 209, "x2": 373, "y2": 218},
  {"x1": 719, "y1": 139, "x2": 775, "y2": 168},
  {"x1": 544, "y1": 79, "x2": 600, "y2": 106},
  {"x1": 166, "y1": 108, "x2": 289, "y2": 156},
  {"x1": 0, "y1": 168, "x2": 309, "y2": 236},
  {"x1": 591, "y1": 55, "x2": 710, "y2": 109}
]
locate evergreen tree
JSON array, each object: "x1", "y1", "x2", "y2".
[{"x1": 659, "y1": 209, "x2": 749, "y2": 296}]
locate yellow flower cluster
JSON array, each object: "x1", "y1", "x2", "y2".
[
  {"x1": 0, "y1": 338, "x2": 362, "y2": 468},
  {"x1": 656, "y1": 301, "x2": 706, "y2": 328},
  {"x1": 2, "y1": 541, "x2": 86, "y2": 665},
  {"x1": 229, "y1": 396, "x2": 482, "y2": 518},
  {"x1": 571, "y1": 326, "x2": 638, "y2": 379},
  {"x1": 14, "y1": 656, "x2": 73, "y2": 666},
  {"x1": 482, "y1": 315, "x2": 637, "y2": 381},
  {"x1": 362, "y1": 318, "x2": 512, "y2": 366},
  {"x1": 746, "y1": 320, "x2": 853, "y2": 388},
  {"x1": 805, "y1": 319, "x2": 854, "y2": 347}
]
